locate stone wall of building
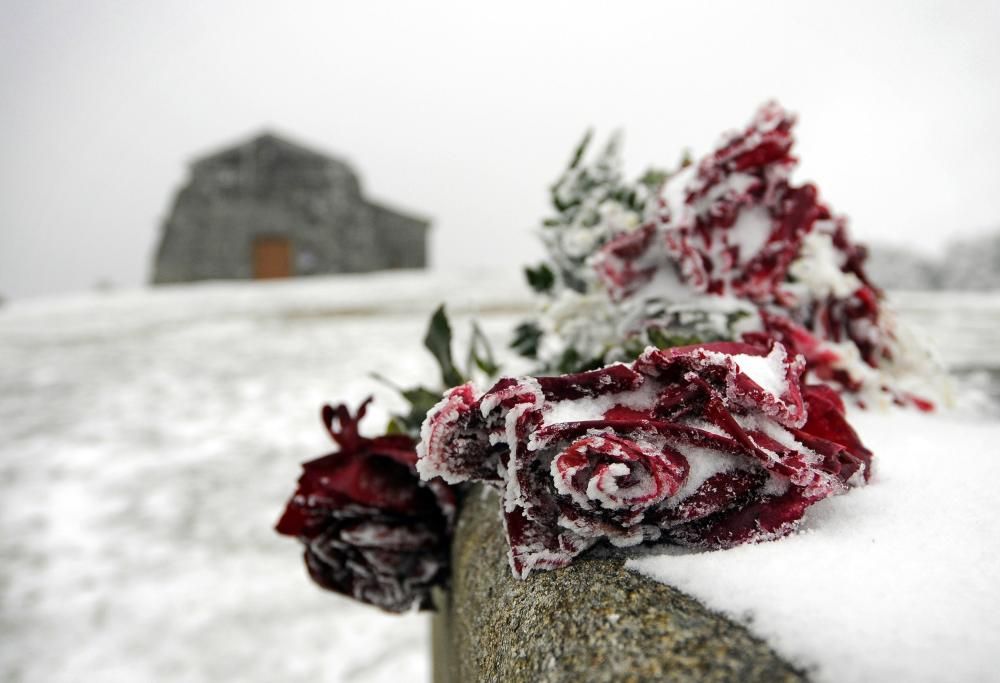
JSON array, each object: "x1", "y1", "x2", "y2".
[
  {"x1": 152, "y1": 133, "x2": 429, "y2": 284},
  {"x1": 370, "y1": 202, "x2": 429, "y2": 269}
]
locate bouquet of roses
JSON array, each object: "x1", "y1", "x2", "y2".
[{"x1": 276, "y1": 102, "x2": 939, "y2": 612}]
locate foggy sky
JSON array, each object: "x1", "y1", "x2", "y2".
[{"x1": 1, "y1": 0, "x2": 998, "y2": 299}]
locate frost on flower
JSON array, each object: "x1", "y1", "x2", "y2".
[
  {"x1": 418, "y1": 342, "x2": 872, "y2": 578},
  {"x1": 520, "y1": 131, "x2": 739, "y2": 375},
  {"x1": 518, "y1": 101, "x2": 945, "y2": 408},
  {"x1": 663, "y1": 102, "x2": 819, "y2": 301},
  {"x1": 276, "y1": 399, "x2": 456, "y2": 612},
  {"x1": 541, "y1": 131, "x2": 652, "y2": 292}
]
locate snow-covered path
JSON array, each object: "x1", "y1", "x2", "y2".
[{"x1": 0, "y1": 272, "x2": 523, "y2": 683}]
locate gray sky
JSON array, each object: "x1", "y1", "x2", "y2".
[{"x1": 1, "y1": 0, "x2": 998, "y2": 300}]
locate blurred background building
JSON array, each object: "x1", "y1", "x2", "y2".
[{"x1": 152, "y1": 132, "x2": 429, "y2": 283}]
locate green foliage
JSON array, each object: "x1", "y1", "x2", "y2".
[
  {"x1": 524, "y1": 263, "x2": 555, "y2": 294},
  {"x1": 724, "y1": 310, "x2": 752, "y2": 335},
  {"x1": 370, "y1": 372, "x2": 440, "y2": 437},
  {"x1": 423, "y1": 305, "x2": 465, "y2": 389},
  {"x1": 379, "y1": 306, "x2": 506, "y2": 439},
  {"x1": 568, "y1": 129, "x2": 593, "y2": 171},
  {"x1": 620, "y1": 328, "x2": 703, "y2": 362},
  {"x1": 549, "y1": 131, "x2": 622, "y2": 215},
  {"x1": 647, "y1": 327, "x2": 702, "y2": 350},
  {"x1": 467, "y1": 321, "x2": 500, "y2": 377},
  {"x1": 510, "y1": 321, "x2": 543, "y2": 359},
  {"x1": 388, "y1": 386, "x2": 444, "y2": 436},
  {"x1": 637, "y1": 168, "x2": 670, "y2": 188},
  {"x1": 554, "y1": 347, "x2": 606, "y2": 375},
  {"x1": 551, "y1": 130, "x2": 595, "y2": 213}
]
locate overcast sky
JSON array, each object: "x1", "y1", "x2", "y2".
[{"x1": 1, "y1": 0, "x2": 998, "y2": 299}]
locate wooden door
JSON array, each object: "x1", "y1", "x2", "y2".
[{"x1": 253, "y1": 237, "x2": 292, "y2": 279}]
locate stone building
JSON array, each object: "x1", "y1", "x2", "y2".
[{"x1": 152, "y1": 132, "x2": 429, "y2": 283}]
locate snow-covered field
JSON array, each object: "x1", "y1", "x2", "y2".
[
  {"x1": 0, "y1": 270, "x2": 524, "y2": 683},
  {"x1": 1, "y1": 271, "x2": 997, "y2": 682}
]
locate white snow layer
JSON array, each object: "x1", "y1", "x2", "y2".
[
  {"x1": 732, "y1": 349, "x2": 787, "y2": 399},
  {"x1": 2, "y1": 270, "x2": 997, "y2": 682},
  {"x1": 0, "y1": 270, "x2": 528, "y2": 683},
  {"x1": 627, "y1": 408, "x2": 1000, "y2": 682},
  {"x1": 787, "y1": 229, "x2": 863, "y2": 299}
]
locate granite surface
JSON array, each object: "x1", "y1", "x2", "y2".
[{"x1": 432, "y1": 486, "x2": 806, "y2": 683}]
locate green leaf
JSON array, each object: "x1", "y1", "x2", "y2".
[
  {"x1": 554, "y1": 347, "x2": 605, "y2": 374},
  {"x1": 568, "y1": 129, "x2": 593, "y2": 170},
  {"x1": 638, "y1": 168, "x2": 669, "y2": 189},
  {"x1": 510, "y1": 321, "x2": 543, "y2": 359},
  {"x1": 368, "y1": 372, "x2": 443, "y2": 439},
  {"x1": 620, "y1": 336, "x2": 642, "y2": 360},
  {"x1": 401, "y1": 386, "x2": 444, "y2": 414},
  {"x1": 556, "y1": 347, "x2": 581, "y2": 374},
  {"x1": 467, "y1": 322, "x2": 500, "y2": 378},
  {"x1": 400, "y1": 386, "x2": 445, "y2": 437},
  {"x1": 523, "y1": 263, "x2": 555, "y2": 294},
  {"x1": 646, "y1": 327, "x2": 702, "y2": 349},
  {"x1": 369, "y1": 371, "x2": 403, "y2": 392},
  {"x1": 646, "y1": 327, "x2": 672, "y2": 349},
  {"x1": 726, "y1": 309, "x2": 752, "y2": 331},
  {"x1": 423, "y1": 305, "x2": 465, "y2": 388}
]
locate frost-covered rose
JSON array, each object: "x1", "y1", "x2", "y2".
[
  {"x1": 597, "y1": 102, "x2": 816, "y2": 304},
  {"x1": 276, "y1": 399, "x2": 455, "y2": 612},
  {"x1": 664, "y1": 101, "x2": 823, "y2": 302},
  {"x1": 588, "y1": 101, "x2": 936, "y2": 406},
  {"x1": 596, "y1": 222, "x2": 664, "y2": 301},
  {"x1": 418, "y1": 342, "x2": 872, "y2": 578}
]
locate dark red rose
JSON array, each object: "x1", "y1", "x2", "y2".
[
  {"x1": 276, "y1": 398, "x2": 455, "y2": 612},
  {"x1": 418, "y1": 341, "x2": 872, "y2": 577}
]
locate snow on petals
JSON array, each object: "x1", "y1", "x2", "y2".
[
  {"x1": 417, "y1": 342, "x2": 873, "y2": 578},
  {"x1": 585, "y1": 100, "x2": 942, "y2": 407},
  {"x1": 664, "y1": 100, "x2": 814, "y2": 301}
]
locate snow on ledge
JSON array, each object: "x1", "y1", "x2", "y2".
[{"x1": 626, "y1": 408, "x2": 1000, "y2": 682}]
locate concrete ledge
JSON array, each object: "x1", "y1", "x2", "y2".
[{"x1": 433, "y1": 486, "x2": 805, "y2": 683}]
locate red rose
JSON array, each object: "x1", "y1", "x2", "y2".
[
  {"x1": 596, "y1": 222, "x2": 664, "y2": 301},
  {"x1": 663, "y1": 100, "x2": 816, "y2": 301},
  {"x1": 418, "y1": 342, "x2": 872, "y2": 578},
  {"x1": 276, "y1": 399, "x2": 455, "y2": 612},
  {"x1": 592, "y1": 101, "x2": 921, "y2": 405},
  {"x1": 592, "y1": 102, "x2": 836, "y2": 307}
]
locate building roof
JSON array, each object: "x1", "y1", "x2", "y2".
[{"x1": 191, "y1": 130, "x2": 351, "y2": 170}]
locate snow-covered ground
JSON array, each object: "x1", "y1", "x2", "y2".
[
  {"x1": 0, "y1": 270, "x2": 524, "y2": 683},
  {"x1": 1, "y1": 271, "x2": 997, "y2": 682},
  {"x1": 629, "y1": 407, "x2": 1000, "y2": 682}
]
